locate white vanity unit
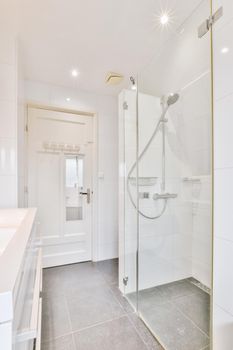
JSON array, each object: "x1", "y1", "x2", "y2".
[{"x1": 0, "y1": 209, "x2": 42, "y2": 350}]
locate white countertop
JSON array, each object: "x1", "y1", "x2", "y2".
[
  {"x1": 0, "y1": 208, "x2": 37, "y2": 323},
  {"x1": 0, "y1": 209, "x2": 28, "y2": 256}
]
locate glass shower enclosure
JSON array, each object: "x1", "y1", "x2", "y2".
[{"x1": 119, "y1": 1, "x2": 213, "y2": 349}]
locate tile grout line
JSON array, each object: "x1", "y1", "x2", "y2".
[
  {"x1": 104, "y1": 274, "x2": 162, "y2": 350},
  {"x1": 42, "y1": 263, "x2": 210, "y2": 350},
  {"x1": 96, "y1": 265, "x2": 128, "y2": 314},
  {"x1": 171, "y1": 299, "x2": 210, "y2": 340},
  {"x1": 96, "y1": 264, "x2": 160, "y2": 349},
  {"x1": 63, "y1": 293, "x2": 77, "y2": 349},
  {"x1": 41, "y1": 314, "x2": 129, "y2": 345},
  {"x1": 127, "y1": 313, "x2": 163, "y2": 350},
  {"x1": 42, "y1": 261, "x2": 125, "y2": 346},
  {"x1": 73, "y1": 314, "x2": 128, "y2": 334}
]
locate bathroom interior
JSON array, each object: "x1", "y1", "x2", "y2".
[{"x1": 0, "y1": 0, "x2": 233, "y2": 349}]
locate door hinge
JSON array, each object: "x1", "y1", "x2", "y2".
[
  {"x1": 198, "y1": 6, "x2": 223, "y2": 38},
  {"x1": 25, "y1": 124, "x2": 28, "y2": 132},
  {"x1": 123, "y1": 101, "x2": 128, "y2": 110},
  {"x1": 24, "y1": 185, "x2": 28, "y2": 194},
  {"x1": 123, "y1": 276, "x2": 128, "y2": 286}
]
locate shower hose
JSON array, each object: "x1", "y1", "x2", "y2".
[{"x1": 127, "y1": 107, "x2": 168, "y2": 220}]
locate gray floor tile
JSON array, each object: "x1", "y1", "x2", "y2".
[
  {"x1": 127, "y1": 287, "x2": 167, "y2": 312},
  {"x1": 43, "y1": 267, "x2": 65, "y2": 297},
  {"x1": 59, "y1": 262, "x2": 106, "y2": 293},
  {"x1": 139, "y1": 287, "x2": 168, "y2": 310},
  {"x1": 41, "y1": 295, "x2": 71, "y2": 342},
  {"x1": 157, "y1": 280, "x2": 201, "y2": 300},
  {"x1": 127, "y1": 312, "x2": 163, "y2": 350},
  {"x1": 126, "y1": 292, "x2": 137, "y2": 308},
  {"x1": 141, "y1": 302, "x2": 209, "y2": 350},
  {"x1": 41, "y1": 335, "x2": 76, "y2": 350},
  {"x1": 174, "y1": 291, "x2": 210, "y2": 335},
  {"x1": 73, "y1": 316, "x2": 148, "y2": 350},
  {"x1": 109, "y1": 284, "x2": 135, "y2": 313},
  {"x1": 66, "y1": 285, "x2": 125, "y2": 331},
  {"x1": 95, "y1": 258, "x2": 119, "y2": 285}
]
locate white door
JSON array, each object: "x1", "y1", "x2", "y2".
[{"x1": 27, "y1": 107, "x2": 94, "y2": 267}]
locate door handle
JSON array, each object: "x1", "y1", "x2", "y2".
[{"x1": 80, "y1": 188, "x2": 91, "y2": 204}]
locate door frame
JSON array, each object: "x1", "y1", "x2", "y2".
[{"x1": 24, "y1": 103, "x2": 99, "y2": 263}]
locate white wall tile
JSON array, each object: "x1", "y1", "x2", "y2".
[
  {"x1": 214, "y1": 237, "x2": 233, "y2": 315},
  {"x1": 0, "y1": 36, "x2": 18, "y2": 208},
  {"x1": 0, "y1": 63, "x2": 16, "y2": 101},
  {"x1": 214, "y1": 168, "x2": 233, "y2": 241},
  {"x1": 0, "y1": 33, "x2": 16, "y2": 65},
  {"x1": 0, "y1": 175, "x2": 17, "y2": 208},
  {"x1": 0, "y1": 138, "x2": 16, "y2": 176},
  {"x1": 214, "y1": 20, "x2": 233, "y2": 100},
  {"x1": 0, "y1": 101, "x2": 16, "y2": 138},
  {"x1": 215, "y1": 94, "x2": 233, "y2": 169},
  {"x1": 213, "y1": 0, "x2": 233, "y2": 346},
  {"x1": 213, "y1": 0, "x2": 233, "y2": 31},
  {"x1": 213, "y1": 305, "x2": 233, "y2": 350}
]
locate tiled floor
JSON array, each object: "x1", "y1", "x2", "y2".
[
  {"x1": 41, "y1": 259, "x2": 162, "y2": 350},
  {"x1": 127, "y1": 279, "x2": 210, "y2": 350}
]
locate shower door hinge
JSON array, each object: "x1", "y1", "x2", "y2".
[
  {"x1": 198, "y1": 6, "x2": 223, "y2": 38},
  {"x1": 123, "y1": 101, "x2": 128, "y2": 110},
  {"x1": 123, "y1": 276, "x2": 129, "y2": 286}
]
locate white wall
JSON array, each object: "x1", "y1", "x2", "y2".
[
  {"x1": 17, "y1": 46, "x2": 26, "y2": 208},
  {"x1": 0, "y1": 34, "x2": 18, "y2": 208},
  {"x1": 213, "y1": 0, "x2": 233, "y2": 348},
  {"x1": 23, "y1": 80, "x2": 118, "y2": 261}
]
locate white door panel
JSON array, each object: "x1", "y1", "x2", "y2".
[
  {"x1": 37, "y1": 152, "x2": 61, "y2": 238},
  {"x1": 28, "y1": 108, "x2": 94, "y2": 267}
]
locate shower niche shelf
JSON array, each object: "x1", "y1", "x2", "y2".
[{"x1": 129, "y1": 177, "x2": 158, "y2": 186}]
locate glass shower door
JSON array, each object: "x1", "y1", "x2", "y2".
[{"x1": 137, "y1": 1, "x2": 213, "y2": 349}]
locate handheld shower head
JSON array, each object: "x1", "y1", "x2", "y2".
[{"x1": 167, "y1": 93, "x2": 179, "y2": 106}]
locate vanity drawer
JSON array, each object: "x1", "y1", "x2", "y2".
[{"x1": 13, "y1": 221, "x2": 42, "y2": 349}]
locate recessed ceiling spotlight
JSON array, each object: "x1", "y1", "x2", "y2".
[
  {"x1": 71, "y1": 69, "x2": 79, "y2": 77},
  {"x1": 221, "y1": 47, "x2": 229, "y2": 54},
  {"x1": 160, "y1": 14, "x2": 169, "y2": 25},
  {"x1": 66, "y1": 97, "x2": 71, "y2": 101}
]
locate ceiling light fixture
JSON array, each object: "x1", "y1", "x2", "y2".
[
  {"x1": 66, "y1": 97, "x2": 71, "y2": 101},
  {"x1": 221, "y1": 47, "x2": 229, "y2": 54},
  {"x1": 105, "y1": 72, "x2": 124, "y2": 85},
  {"x1": 160, "y1": 14, "x2": 169, "y2": 25},
  {"x1": 71, "y1": 69, "x2": 79, "y2": 77}
]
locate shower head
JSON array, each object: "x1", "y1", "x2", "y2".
[{"x1": 167, "y1": 93, "x2": 179, "y2": 106}]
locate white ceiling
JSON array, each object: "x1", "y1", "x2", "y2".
[{"x1": 16, "y1": 0, "x2": 204, "y2": 95}]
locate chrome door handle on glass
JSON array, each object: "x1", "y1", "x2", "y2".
[{"x1": 80, "y1": 188, "x2": 91, "y2": 204}]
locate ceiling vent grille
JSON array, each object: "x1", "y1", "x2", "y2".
[{"x1": 105, "y1": 72, "x2": 124, "y2": 85}]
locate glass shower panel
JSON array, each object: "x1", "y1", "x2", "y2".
[
  {"x1": 137, "y1": 1, "x2": 212, "y2": 349},
  {"x1": 120, "y1": 88, "x2": 138, "y2": 307}
]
